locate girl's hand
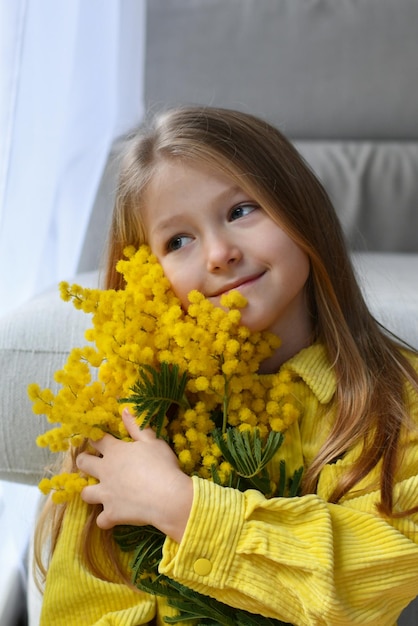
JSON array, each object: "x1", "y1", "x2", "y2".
[{"x1": 76, "y1": 409, "x2": 193, "y2": 543}]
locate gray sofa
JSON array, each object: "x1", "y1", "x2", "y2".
[{"x1": 1, "y1": 1, "x2": 417, "y2": 624}]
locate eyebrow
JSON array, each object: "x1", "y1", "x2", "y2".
[
  {"x1": 150, "y1": 185, "x2": 247, "y2": 236},
  {"x1": 150, "y1": 214, "x2": 187, "y2": 237}
]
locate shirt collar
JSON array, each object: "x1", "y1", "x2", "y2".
[{"x1": 282, "y1": 343, "x2": 336, "y2": 404}]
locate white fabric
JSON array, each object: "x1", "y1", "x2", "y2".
[
  {"x1": 0, "y1": 2, "x2": 146, "y2": 622},
  {"x1": 0, "y1": 0, "x2": 146, "y2": 317},
  {"x1": 0, "y1": 481, "x2": 40, "y2": 625}
]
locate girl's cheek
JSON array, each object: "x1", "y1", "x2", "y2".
[{"x1": 165, "y1": 273, "x2": 190, "y2": 309}]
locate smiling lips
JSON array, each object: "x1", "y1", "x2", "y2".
[{"x1": 212, "y1": 272, "x2": 265, "y2": 297}]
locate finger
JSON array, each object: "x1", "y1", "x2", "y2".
[
  {"x1": 136, "y1": 427, "x2": 157, "y2": 441},
  {"x1": 122, "y1": 407, "x2": 145, "y2": 441},
  {"x1": 95, "y1": 510, "x2": 114, "y2": 530},
  {"x1": 76, "y1": 450, "x2": 101, "y2": 477},
  {"x1": 88, "y1": 433, "x2": 114, "y2": 455},
  {"x1": 80, "y1": 483, "x2": 102, "y2": 505}
]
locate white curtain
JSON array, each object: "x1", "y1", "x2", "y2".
[
  {"x1": 0, "y1": 0, "x2": 146, "y2": 317},
  {"x1": 0, "y1": 2, "x2": 146, "y2": 621}
]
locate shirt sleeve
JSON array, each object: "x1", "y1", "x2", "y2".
[
  {"x1": 160, "y1": 474, "x2": 418, "y2": 626},
  {"x1": 40, "y1": 497, "x2": 157, "y2": 626}
]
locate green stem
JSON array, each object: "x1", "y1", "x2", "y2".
[
  {"x1": 222, "y1": 374, "x2": 229, "y2": 434},
  {"x1": 182, "y1": 392, "x2": 191, "y2": 410}
]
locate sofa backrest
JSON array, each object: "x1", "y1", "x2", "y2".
[
  {"x1": 142, "y1": 0, "x2": 418, "y2": 254},
  {"x1": 145, "y1": 0, "x2": 418, "y2": 141}
]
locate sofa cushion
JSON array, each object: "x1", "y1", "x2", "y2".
[
  {"x1": 0, "y1": 273, "x2": 98, "y2": 484},
  {"x1": 296, "y1": 142, "x2": 418, "y2": 252},
  {"x1": 352, "y1": 253, "x2": 418, "y2": 349}
]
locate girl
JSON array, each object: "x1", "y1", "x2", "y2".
[{"x1": 35, "y1": 106, "x2": 418, "y2": 625}]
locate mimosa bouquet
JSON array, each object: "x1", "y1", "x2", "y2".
[{"x1": 29, "y1": 245, "x2": 302, "y2": 626}]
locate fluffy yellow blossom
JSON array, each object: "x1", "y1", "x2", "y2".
[
  {"x1": 29, "y1": 244, "x2": 300, "y2": 499},
  {"x1": 194, "y1": 376, "x2": 210, "y2": 391},
  {"x1": 39, "y1": 473, "x2": 98, "y2": 504},
  {"x1": 220, "y1": 290, "x2": 247, "y2": 309}
]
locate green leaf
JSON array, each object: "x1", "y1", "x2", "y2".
[
  {"x1": 118, "y1": 362, "x2": 189, "y2": 437},
  {"x1": 213, "y1": 428, "x2": 284, "y2": 480},
  {"x1": 287, "y1": 466, "x2": 304, "y2": 497},
  {"x1": 210, "y1": 463, "x2": 239, "y2": 489},
  {"x1": 276, "y1": 460, "x2": 287, "y2": 497},
  {"x1": 273, "y1": 462, "x2": 304, "y2": 498},
  {"x1": 113, "y1": 524, "x2": 165, "y2": 579},
  {"x1": 113, "y1": 524, "x2": 149, "y2": 552},
  {"x1": 131, "y1": 530, "x2": 165, "y2": 581},
  {"x1": 138, "y1": 575, "x2": 292, "y2": 626}
]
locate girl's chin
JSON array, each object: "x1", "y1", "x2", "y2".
[{"x1": 239, "y1": 315, "x2": 267, "y2": 334}]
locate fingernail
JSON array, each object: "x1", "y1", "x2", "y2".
[{"x1": 122, "y1": 407, "x2": 132, "y2": 418}]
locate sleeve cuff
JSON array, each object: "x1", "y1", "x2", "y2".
[{"x1": 160, "y1": 476, "x2": 246, "y2": 588}]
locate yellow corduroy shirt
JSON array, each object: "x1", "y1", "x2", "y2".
[{"x1": 40, "y1": 344, "x2": 418, "y2": 626}]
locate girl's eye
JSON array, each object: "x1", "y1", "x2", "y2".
[
  {"x1": 230, "y1": 203, "x2": 258, "y2": 221},
  {"x1": 166, "y1": 234, "x2": 192, "y2": 252}
]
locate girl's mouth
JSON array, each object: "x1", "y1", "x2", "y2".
[{"x1": 213, "y1": 272, "x2": 265, "y2": 296}]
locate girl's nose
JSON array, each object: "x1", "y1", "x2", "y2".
[{"x1": 206, "y1": 235, "x2": 242, "y2": 272}]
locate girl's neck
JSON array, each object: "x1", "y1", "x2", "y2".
[
  {"x1": 258, "y1": 300, "x2": 314, "y2": 374},
  {"x1": 258, "y1": 332, "x2": 312, "y2": 374}
]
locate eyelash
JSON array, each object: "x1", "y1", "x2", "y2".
[
  {"x1": 229, "y1": 203, "x2": 258, "y2": 220},
  {"x1": 165, "y1": 202, "x2": 259, "y2": 253},
  {"x1": 166, "y1": 235, "x2": 191, "y2": 253}
]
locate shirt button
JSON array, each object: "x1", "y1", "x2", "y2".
[{"x1": 193, "y1": 557, "x2": 212, "y2": 576}]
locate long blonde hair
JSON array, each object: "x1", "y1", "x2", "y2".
[{"x1": 35, "y1": 106, "x2": 418, "y2": 585}]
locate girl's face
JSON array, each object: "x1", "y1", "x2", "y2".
[{"x1": 142, "y1": 160, "x2": 312, "y2": 357}]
